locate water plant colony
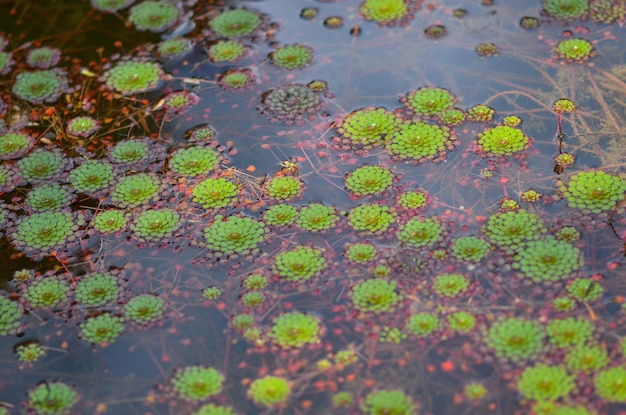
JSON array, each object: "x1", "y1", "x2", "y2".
[{"x1": 0, "y1": 0, "x2": 626, "y2": 414}]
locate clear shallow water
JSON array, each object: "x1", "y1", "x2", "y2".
[{"x1": 0, "y1": 0, "x2": 626, "y2": 414}]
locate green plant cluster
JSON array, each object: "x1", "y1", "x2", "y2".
[
  {"x1": 109, "y1": 139, "x2": 150, "y2": 164},
  {"x1": 93, "y1": 209, "x2": 127, "y2": 233},
  {"x1": 80, "y1": 313, "x2": 125, "y2": 345},
  {"x1": 192, "y1": 404, "x2": 238, "y2": 415},
  {"x1": 481, "y1": 210, "x2": 546, "y2": 250},
  {"x1": 24, "y1": 184, "x2": 74, "y2": 213},
  {"x1": 517, "y1": 364, "x2": 575, "y2": 401},
  {"x1": 12, "y1": 69, "x2": 68, "y2": 104},
  {"x1": 130, "y1": 208, "x2": 182, "y2": 243},
  {"x1": 273, "y1": 246, "x2": 326, "y2": 281},
  {"x1": 271, "y1": 44, "x2": 313, "y2": 69},
  {"x1": 546, "y1": 317, "x2": 594, "y2": 348},
  {"x1": 264, "y1": 176, "x2": 303, "y2": 200},
  {"x1": 66, "y1": 116, "x2": 99, "y2": 137},
  {"x1": 68, "y1": 160, "x2": 115, "y2": 194},
  {"x1": 124, "y1": 294, "x2": 165, "y2": 325},
  {"x1": 556, "y1": 38, "x2": 594, "y2": 62},
  {"x1": 361, "y1": 389, "x2": 416, "y2": 415},
  {"x1": 269, "y1": 311, "x2": 321, "y2": 348},
  {"x1": 157, "y1": 37, "x2": 191, "y2": 58},
  {"x1": 0, "y1": 132, "x2": 33, "y2": 160},
  {"x1": 406, "y1": 312, "x2": 439, "y2": 337},
  {"x1": 16, "y1": 342, "x2": 46, "y2": 364},
  {"x1": 484, "y1": 317, "x2": 545, "y2": 362},
  {"x1": 91, "y1": 0, "x2": 134, "y2": 12},
  {"x1": 104, "y1": 60, "x2": 163, "y2": 95},
  {"x1": 451, "y1": 236, "x2": 491, "y2": 262},
  {"x1": 565, "y1": 343, "x2": 609, "y2": 373},
  {"x1": 403, "y1": 86, "x2": 455, "y2": 116},
  {"x1": 543, "y1": 0, "x2": 589, "y2": 19},
  {"x1": 192, "y1": 178, "x2": 240, "y2": 209},
  {"x1": 263, "y1": 204, "x2": 298, "y2": 227},
  {"x1": 558, "y1": 170, "x2": 626, "y2": 213},
  {"x1": 10, "y1": 211, "x2": 80, "y2": 257},
  {"x1": 75, "y1": 272, "x2": 120, "y2": 307},
  {"x1": 247, "y1": 376, "x2": 291, "y2": 407},
  {"x1": 170, "y1": 365, "x2": 224, "y2": 401},
  {"x1": 432, "y1": 273, "x2": 470, "y2": 298},
  {"x1": 211, "y1": 9, "x2": 261, "y2": 37},
  {"x1": 387, "y1": 121, "x2": 454, "y2": 162},
  {"x1": 351, "y1": 279, "x2": 399, "y2": 313},
  {"x1": 594, "y1": 366, "x2": 626, "y2": 402},
  {"x1": 336, "y1": 107, "x2": 402, "y2": 149},
  {"x1": 0, "y1": 295, "x2": 22, "y2": 335},
  {"x1": 345, "y1": 165, "x2": 394, "y2": 196},
  {"x1": 260, "y1": 84, "x2": 321, "y2": 122},
  {"x1": 111, "y1": 173, "x2": 161, "y2": 208},
  {"x1": 477, "y1": 125, "x2": 530, "y2": 156},
  {"x1": 27, "y1": 381, "x2": 78, "y2": 415},
  {"x1": 345, "y1": 243, "x2": 377, "y2": 263},
  {"x1": 397, "y1": 217, "x2": 443, "y2": 248},
  {"x1": 204, "y1": 215, "x2": 266, "y2": 255},
  {"x1": 17, "y1": 149, "x2": 67, "y2": 183},
  {"x1": 512, "y1": 237, "x2": 584, "y2": 283},
  {"x1": 209, "y1": 40, "x2": 246, "y2": 62},
  {"x1": 296, "y1": 203, "x2": 338, "y2": 232},
  {"x1": 128, "y1": 1, "x2": 180, "y2": 32}
]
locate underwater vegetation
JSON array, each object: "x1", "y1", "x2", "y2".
[{"x1": 0, "y1": 0, "x2": 626, "y2": 414}]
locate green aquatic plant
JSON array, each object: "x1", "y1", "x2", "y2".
[
  {"x1": 361, "y1": 389, "x2": 416, "y2": 415},
  {"x1": 93, "y1": 209, "x2": 127, "y2": 233},
  {"x1": 336, "y1": 107, "x2": 401, "y2": 149},
  {"x1": 546, "y1": 317, "x2": 593, "y2": 348},
  {"x1": 26, "y1": 47, "x2": 61, "y2": 69},
  {"x1": 170, "y1": 365, "x2": 224, "y2": 401},
  {"x1": 269, "y1": 312, "x2": 321, "y2": 348},
  {"x1": 259, "y1": 84, "x2": 322, "y2": 123},
  {"x1": 397, "y1": 216, "x2": 443, "y2": 248},
  {"x1": 463, "y1": 383, "x2": 488, "y2": 401},
  {"x1": 241, "y1": 291, "x2": 265, "y2": 308},
  {"x1": 332, "y1": 392, "x2": 354, "y2": 408},
  {"x1": 232, "y1": 314, "x2": 254, "y2": 331},
  {"x1": 553, "y1": 296, "x2": 577, "y2": 312},
  {"x1": 0, "y1": 132, "x2": 34, "y2": 160},
  {"x1": 0, "y1": 296, "x2": 22, "y2": 335},
  {"x1": 513, "y1": 237, "x2": 583, "y2": 283},
  {"x1": 16, "y1": 342, "x2": 46, "y2": 364},
  {"x1": 192, "y1": 404, "x2": 237, "y2": 415},
  {"x1": 111, "y1": 173, "x2": 161, "y2": 208},
  {"x1": 439, "y1": 108, "x2": 466, "y2": 126},
  {"x1": 406, "y1": 312, "x2": 439, "y2": 337},
  {"x1": 128, "y1": 1, "x2": 180, "y2": 32},
  {"x1": 130, "y1": 209, "x2": 182, "y2": 243},
  {"x1": 66, "y1": 116, "x2": 99, "y2": 137},
  {"x1": 553, "y1": 98, "x2": 575, "y2": 114},
  {"x1": 263, "y1": 204, "x2": 298, "y2": 227},
  {"x1": 403, "y1": 86, "x2": 455, "y2": 116},
  {"x1": 397, "y1": 190, "x2": 428, "y2": 210},
  {"x1": 466, "y1": 104, "x2": 495, "y2": 122},
  {"x1": 555, "y1": 226, "x2": 580, "y2": 242},
  {"x1": 79, "y1": 313, "x2": 125, "y2": 345},
  {"x1": 161, "y1": 91, "x2": 200, "y2": 115},
  {"x1": 24, "y1": 184, "x2": 74, "y2": 213},
  {"x1": 567, "y1": 278, "x2": 603, "y2": 301},
  {"x1": 157, "y1": 37, "x2": 191, "y2": 58},
  {"x1": 0, "y1": 164, "x2": 16, "y2": 193},
  {"x1": 447, "y1": 311, "x2": 476, "y2": 333},
  {"x1": 345, "y1": 165, "x2": 394, "y2": 196},
  {"x1": 11, "y1": 211, "x2": 79, "y2": 257},
  {"x1": 517, "y1": 364, "x2": 575, "y2": 401},
  {"x1": 124, "y1": 294, "x2": 165, "y2": 325},
  {"x1": 589, "y1": 0, "x2": 626, "y2": 23},
  {"x1": 451, "y1": 236, "x2": 491, "y2": 262},
  {"x1": 244, "y1": 274, "x2": 269, "y2": 290},
  {"x1": 75, "y1": 273, "x2": 119, "y2": 307},
  {"x1": 264, "y1": 176, "x2": 303, "y2": 200},
  {"x1": 543, "y1": 0, "x2": 589, "y2": 19},
  {"x1": 271, "y1": 44, "x2": 313, "y2": 69},
  {"x1": 204, "y1": 215, "x2": 266, "y2": 256},
  {"x1": 521, "y1": 189, "x2": 541, "y2": 203},
  {"x1": 565, "y1": 343, "x2": 609, "y2": 373},
  {"x1": 91, "y1": 0, "x2": 134, "y2": 12},
  {"x1": 555, "y1": 38, "x2": 594, "y2": 63},
  {"x1": 0, "y1": 51, "x2": 13, "y2": 75},
  {"x1": 351, "y1": 279, "x2": 399, "y2": 313},
  {"x1": 502, "y1": 115, "x2": 522, "y2": 127},
  {"x1": 558, "y1": 170, "x2": 626, "y2": 213},
  {"x1": 476, "y1": 42, "x2": 498, "y2": 57},
  {"x1": 27, "y1": 381, "x2": 78, "y2": 415},
  {"x1": 248, "y1": 376, "x2": 291, "y2": 407},
  {"x1": 360, "y1": 0, "x2": 408, "y2": 24},
  {"x1": 273, "y1": 246, "x2": 326, "y2": 281},
  {"x1": 357, "y1": 227, "x2": 397, "y2": 253},
  {"x1": 595, "y1": 367, "x2": 626, "y2": 402},
  {"x1": 12, "y1": 69, "x2": 68, "y2": 104},
  {"x1": 104, "y1": 60, "x2": 163, "y2": 95},
  {"x1": 219, "y1": 69, "x2": 254, "y2": 90},
  {"x1": 68, "y1": 160, "x2": 114, "y2": 194},
  {"x1": 433, "y1": 273, "x2": 470, "y2": 298},
  {"x1": 481, "y1": 210, "x2": 546, "y2": 250},
  {"x1": 296, "y1": 203, "x2": 338, "y2": 232},
  {"x1": 202, "y1": 286, "x2": 222, "y2": 300},
  {"x1": 387, "y1": 121, "x2": 455, "y2": 162},
  {"x1": 211, "y1": 9, "x2": 261, "y2": 37},
  {"x1": 17, "y1": 149, "x2": 67, "y2": 183},
  {"x1": 192, "y1": 178, "x2": 240, "y2": 209},
  {"x1": 477, "y1": 125, "x2": 530, "y2": 156},
  {"x1": 345, "y1": 243, "x2": 377, "y2": 263},
  {"x1": 109, "y1": 139, "x2": 150, "y2": 164},
  {"x1": 208, "y1": 40, "x2": 246, "y2": 62},
  {"x1": 485, "y1": 317, "x2": 545, "y2": 362}
]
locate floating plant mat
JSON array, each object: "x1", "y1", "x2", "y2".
[{"x1": 0, "y1": 0, "x2": 626, "y2": 414}]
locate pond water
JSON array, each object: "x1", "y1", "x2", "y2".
[{"x1": 1, "y1": 0, "x2": 626, "y2": 414}]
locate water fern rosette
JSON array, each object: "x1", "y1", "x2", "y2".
[
  {"x1": 26, "y1": 381, "x2": 79, "y2": 415},
  {"x1": 262, "y1": 204, "x2": 298, "y2": 227},
  {"x1": 157, "y1": 37, "x2": 191, "y2": 59},
  {"x1": 543, "y1": 0, "x2": 589, "y2": 19},
  {"x1": 347, "y1": 204, "x2": 395, "y2": 234},
  {"x1": 406, "y1": 312, "x2": 439, "y2": 337},
  {"x1": 402, "y1": 86, "x2": 455, "y2": 117},
  {"x1": 264, "y1": 176, "x2": 303, "y2": 201},
  {"x1": 24, "y1": 184, "x2": 74, "y2": 213},
  {"x1": 432, "y1": 273, "x2": 470, "y2": 298},
  {"x1": 345, "y1": 243, "x2": 378, "y2": 263},
  {"x1": 546, "y1": 317, "x2": 593, "y2": 348},
  {"x1": 0, "y1": 295, "x2": 23, "y2": 335},
  {"x1": 273, "y1": 246, "x2": 326, "y2": 282},
  {"x1": 0, "y1": 131, "x2": 34, "y2": 160},
  {"x1": 397, "y1": 216, "x2": 443, "y2": 248},
  {"x1": 10, "y1": 211, "x2": 82, "y2": 259},
  {"x1": 345, "y1": 165, "x2": 394, "y2": 196},
  {"x1": 451, "y1": 236, "x2": 491, "y2": 263},
  {"x1": 91, "y1": 0, "x2": 134, "y2": 12},
  {"x1": 80, "y1": 313, "x2": 124, "y2": 345},
  {"x1": 481, "y1": 210, "x2": 546, "y2": 251},
  {"x1": 517, "y1": 364, "x2": 575, "y2": 401},
  {"x1": 477, "y1": 125, "x2": 531, "y2": 157},
  {"x1": 387, "y1": 120, "x2": 456, "y2": 163},
  {"x1": 208, "y1": 40, "x2": 246, "y2": 62},
  {"x1": 484, "y1": 317, "x2": 545, "y2": 363},
  {"x1": 93, "y1": 209, "x2": 128, "y2": 233},
  {"x1": 271, "y1": 44, "x2": 313, "y2": 69},
  {"x1": 555, "y1": 38, "x2": 594, "y2": 63},
  {"x1": 109, "y1": 139, "x2": 151, "y2": 165},
  {"x1": 269, "y1": 312, "x2": 322, "y2": 348},
  {"x1": 124, "y1": 294, "x2": 165, "y2": 325},
  {"x1": 361, "y1": 390, "x2": 416, "y2": 415},
  {"x1": 104, "y1": 60, "x2": 163, "y2": 95},
  {"x1": 191, "y1": 178, "x2": 240, "y2": 210},
  {"x1": 350, "y1": 279, "x2": 399, "y2": 313},
  {"x1": 248, "y1": 376, "x2": 291, "y2": 408},
  {"x1": 360, "y1": 0, "x2": 410, "y2": 24},
  {"x1": 68, "y1": 160, "x2": 115, "y2": 194},
  {"x1": 66, "y1": 116, "x2": 100, "y2": 137},
  {"x1": 130, "y1": 208, "x2": 182, "y2": 244},
  {"x1": 204, "y1": 215, "x2": 266, "y2": 256},
  {"x1": 75, "y1": 272, "x2": 121, "y2": 307},
  {"x1": 110, "y1": 173, "x2": 161, "y2": 208},
  {"x1": 259, "y1": 84, "x2": 322, "y2": 124},
  {"x1": 12, "y1": 69, "x2": 68, "y2": 104},
  {"x1": 128, "y1": 1, "x2": 180, "y2": 32},
  {"x1": 594, "y1": 366, "x2": 626, "y2": 402},
  {"x1": 22, "y1": 276, "x2": 70, "y2": 309},
  {"x1": 557, "y1": 170, "x2": 626, "y2": 213},
  {"x1": 512, "y1": 237, "x2": 583, "y2": 284},
  {"x1": 169, "y1": 365, "x2": 224, "y2": 401},
  {"x1": 211, "y1": 9, "x2": 261, "y2": 38},
  {"x1": 296, "y1": 203, "x2": 338, "y2": 232},
  {"x1": 335, "y1": 107, "x2": 401, "y2": 150},
  {"x1": 17, "y1": 149, "x2": 68, "y2": 184}
]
